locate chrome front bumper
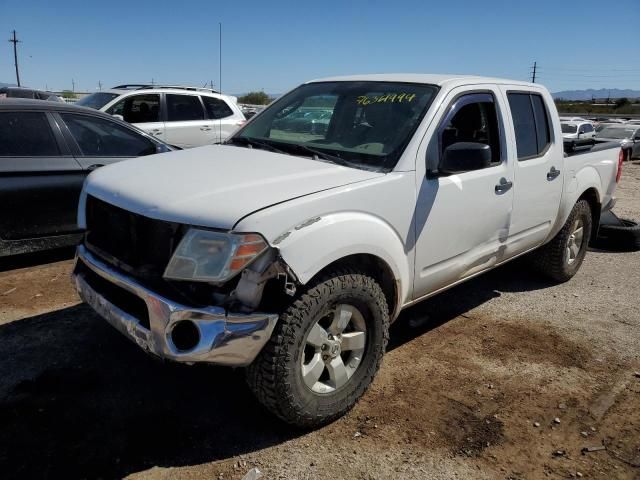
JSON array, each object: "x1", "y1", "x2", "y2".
[{"x1": 72, "y1": 245, "x2": 278, "y2": 366}]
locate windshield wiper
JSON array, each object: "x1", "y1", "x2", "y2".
[
  {"x1": 274, "y1": 142, "x2": 362, "y2": 169},
  {"x1": 225, "y1": 137, "x2": 287, "y2": 155}
]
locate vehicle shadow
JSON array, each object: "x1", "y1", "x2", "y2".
[
  {"x1": 0, "y1": 261, "x2": 556, "y2": 480},
  {"x1": 0, "y1": 304, "x2": 298, "y2": 480},
  {"x1": 0, "y1": 247, "x2": 76, "y2": 273},
  {"x1": 389, "y1": 259, "x2": 556, "y2": 350}
]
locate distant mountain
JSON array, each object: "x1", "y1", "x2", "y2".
[
  {"x1": 552, "y1": 88, "x2": 640, "y2": 101},
  {"x1": 0, "y1": 81, "x2": 17, "y2": 88}
]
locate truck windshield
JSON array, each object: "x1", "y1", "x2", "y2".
[
  {"x1": 561, "y1": 124, "x2": 577, "y2": 133},
  {"x1": 230, "y1": 81, "x2": 438, "y2": 171},
  {"x1": 76, "y1": 92, "x2": 119, "y2": 110}
]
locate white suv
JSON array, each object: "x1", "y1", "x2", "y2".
[
  {"x1": 561, "y1": 120, "x2": 596, "y2": 150},
  {"x1": 76, "y1": 85, "x2": 245, "y2": 148}
]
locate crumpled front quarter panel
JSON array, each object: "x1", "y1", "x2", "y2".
[{"x1": 234, "y1": 172, "x2": 417, "y2": 307}]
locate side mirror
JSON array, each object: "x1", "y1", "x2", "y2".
[
  {"x1": 440, "y1": 142, "x2": 492, "y2": 175},
  {"x1": 112, "y1": 114, "x2": 124, "y2": 121}
]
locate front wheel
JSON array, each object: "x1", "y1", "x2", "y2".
[
  {"x1": 246, "y1": 269, "x2": 389, "y2": 427},
  {"x1": 529, "y1": 200, "x2": 593, "y2": 282}
]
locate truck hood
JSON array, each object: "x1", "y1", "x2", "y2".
[{"x1": 84, "y1": 145, "x2": 384, "y2": 229}]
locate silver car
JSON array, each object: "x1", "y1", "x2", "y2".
[{"x1": 595, "y1": 125, "x2": 640, "y2": 160}]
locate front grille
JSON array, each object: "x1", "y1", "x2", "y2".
[
  {"x1": 78, "y1": 261, "x2": 150, "y2": 330},
  {"x1": 85, "y1": 195, "x2": 184, "y2": 281}
]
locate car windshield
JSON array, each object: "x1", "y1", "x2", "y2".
[
  {"x1": 76, "y1": 92, "x2": 119, "y2": 109},
  {"x1": 230, "y1": 81, "x2": 439, "y2": 171},
  {"x1": 561, "y1": 124, "x2": 577, "y2": 133},
  {"x1": 597, "y1": 127, "x2": 636, "y2": 139}
]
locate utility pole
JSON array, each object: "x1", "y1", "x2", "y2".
[
  {"x1": 72, "y1": 79, "x2": 75, "y2": 92},
  {"x1": 8, "y1": 30, "x2": 21, "y2": 86},
  {"x1": 531, "y1": 61, "x2": 537, "y2": 83},
  {"x1": 98, "y1": 80, "x2": 102, "y2": 91}
]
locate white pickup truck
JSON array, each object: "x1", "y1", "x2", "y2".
[{"x1": 73, "y1": 74, "x2": 623, "y2": 427}]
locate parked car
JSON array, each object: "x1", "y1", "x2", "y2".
[
  {"x1": 0, "y1": 86, "x2": 63, "y2": 102},
  {"x1": 559, "y1": 116, "x2": 586, "y2": 122},
  {"x1": 76, "y1": 85, "x2": 245, "y2": 148},
  {"x1": 561, "y1": 120, "x2": 596, "y2": 150},
  {"x1": 0, "y1": 99, "x2": 173, "y2": 257},
  {"x1": 595, "y1": 124, "x2": 640, "y2": 160},
  {"x1": 73, "y1": 74, "x2": 622, "y2": 427},
  {"x1": 272, "y1": 109, "x2": 333, "y2": 134}
]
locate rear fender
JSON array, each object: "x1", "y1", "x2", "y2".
[{"x1": 551, "y1": 166, "x2": 602, "y2": 238}]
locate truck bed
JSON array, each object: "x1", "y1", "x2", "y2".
[{"x1": 564, "y1": 140, "x2": 621, "y2": 157}]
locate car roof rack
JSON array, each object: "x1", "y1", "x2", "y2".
[
  {"x1": 111, "y1": 84, "x2": 153, "y2": 90},
  {"x1": 111, "y1": 84, "x2": 220, "y2": 94}
]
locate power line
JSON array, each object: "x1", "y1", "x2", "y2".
[
  {"x1": 538, "y1": 67, "x2": 640, "y2": 73},
  {"x1": 8, "y1": 30, "x2": 21, "y2": 86}
]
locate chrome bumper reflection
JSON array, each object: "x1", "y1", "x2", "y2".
[{"x1": 72, "y1": 245, "x2": 278, "y2": 366}]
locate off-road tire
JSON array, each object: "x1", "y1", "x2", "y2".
[
  {"x1": 246, "y1": 269, "x2": 390, "y2": 428},
  {"x1": 530, "y1": 200, "x2": 593, "y2": 283},
  {"x1": 596, "y1": 218, "x2": 640, "y2": 251}
]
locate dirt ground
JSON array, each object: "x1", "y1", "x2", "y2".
[{"x1": 1, "y1": 163, "x2": 640, "y2": 480}]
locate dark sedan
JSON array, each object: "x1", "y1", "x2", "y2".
[{"x1": 0, "y1": 99, "x2": 173, "y2": 256}]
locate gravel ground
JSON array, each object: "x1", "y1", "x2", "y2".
[{"x1": 1, "y1": 163, "x2": 639, "y2": 480}]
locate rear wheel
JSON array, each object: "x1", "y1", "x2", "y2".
[
  {"x1": 246, "y1": 269, "x2": 389, "y2": 427},
  {"x1": 530, "y1": 200, "x2": 593, "y2": 282}
]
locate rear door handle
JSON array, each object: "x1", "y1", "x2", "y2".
[
  {"x1": 547, "y1": 166, "x2": 561, "y2": 180},
  {"x1": 87, "y1": 164, "x2": 104, "y2": 171},
  {"x1": 200, "y1": 127, "x2": 212, "y2": 131},
  {"x1": 495, "y1": 177, "x2": 513, "y2": 194}
]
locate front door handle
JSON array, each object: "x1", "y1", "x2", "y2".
[
  {"x1": 547, "y1": 166, "x2": 561, "y2": 180},
  {"x1": 87, "y1": 164, "x2": 104, "y2": 171},
  {"x1": 200, "y1": 127, "x2": 212, "y2": 131},
  {"x1": 495, "y1": 177, "x2": 513, "y2": 194}
]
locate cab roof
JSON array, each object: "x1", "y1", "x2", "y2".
[{"x1": 306, "y1": 73, "x2": 539, "y2": 89}]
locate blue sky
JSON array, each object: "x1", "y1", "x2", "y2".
[{"x1": 1, "y1": 0, "x2": 639, "y2": 94}]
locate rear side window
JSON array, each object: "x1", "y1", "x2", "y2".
[
  {"x1": 531, "y1": 95, "x2": 551, "y2": 152},
  {"x1": 202, "y1": 96, "x2": 234, "y2": 119},
  {"x1": 507, "y1": 93, "x2": 537, "y2": 159},
  {"x1": 0, "y1": 112, "x2": 59, "y2": 156},
  {"x1": 508, "y1": 93, "x2": 552, "y2": 160},
  {"x1": 61, "y1": 113, "x2": 156, "y2": 157},
  {"x1": 108, "y1": 94, "x2": 161, "y2": 124},
  {"x1": 166, "y1": 94, "x2": 205, "y2": 121}
]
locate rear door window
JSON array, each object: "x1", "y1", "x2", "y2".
[
  {"x1": 531, "y1": 95, "x2": 551, "y2": 152},
  {"x1": 507, "y1": 93, "x2": 538, "y2": 159},
  {"x1": 0, "y1": 112, "x2": 60, "y2": 156},
  {"x1": 61, "y1": 113, "x2": 156, "y2": 157},
  {"x1": 108, "y1": 94, "x2": 161, "y2": 124},
  {"x1": 166, "y1": 94, "x2": 205, "y2": 121},
  {"x1": 202, "y1": 96, "x2": 234, "y2": 119},
  {"x1": 508, "y1": 93, "x2": 551, "y2": 160}
]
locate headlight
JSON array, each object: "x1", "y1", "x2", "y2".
[{"x1": 163, "y1": 229, "x2": 268, "y2": 282}]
